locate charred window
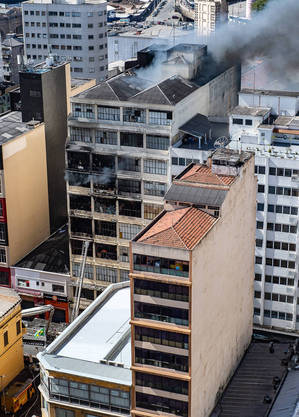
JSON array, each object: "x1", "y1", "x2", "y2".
[
  {"x1": 95, "y1": 243, "x2": 117, "y2": 260},
  {"x1": 67, "y1": 172, "x2": 90, "y2": 188},
  {"x1": 94, "y1": 197, "x2": 116, "y2": 214},
  {"x1": 93, "y1": 175, "x2": 116, "y2": 193},
  {"x1": 119, "y1": 200, "x2": 141, "y2": 218},
  {"x1": 118, "y1": 156, "x2": 141, "y2": 172},
  {"x1": 70, "y1": 217, "x2": 92, "y2": 237},
  {"x1": 92, "y1": 154, "x2": 115, "y2": 173},
  {"x1": 67, "y1": 151, "x2": 90, "y2": 171},
  {"x1": 69, "y1": 194, "x2": 91, "y2": 212},
  {"x1": 120, "y1": 132, "x2": 143, "y2": 148},
  {"x1": 118, "y1": 179, "x2": 141, "y2": 195},
  {"x1": 95, "y1": 220, "x2": 117, "y2": 237},
  {"x1": 71, "y1": 240, "x2": 93, "y2": 256}
]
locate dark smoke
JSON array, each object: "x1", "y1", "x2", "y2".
[{"x1": 208, "y1": 0, "x2": 299, "y2": 89}]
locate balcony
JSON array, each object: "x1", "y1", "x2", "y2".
[{"x1": 93, "y1": 175, "x2": 116, "y2": 196}]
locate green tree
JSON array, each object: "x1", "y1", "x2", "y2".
[{"x1": 252, "y1": 0, "x2": 269, "y2": 11}]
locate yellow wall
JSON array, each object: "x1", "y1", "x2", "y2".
[
  {"x1": 3, "y1": 124, "x2": 50, "y2": 265},
  {"x1": 0, "y1": 303, "x2": 24, "y2": 390},
  {"x1": 191, "y1": 156, "x2": 256, "y2": 417}
]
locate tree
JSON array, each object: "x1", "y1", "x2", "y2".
[{"x1": 252, "y1": 0, "x2": 269, "y2": 11}]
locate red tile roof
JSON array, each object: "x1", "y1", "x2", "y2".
[
  {"x1": 138, "y1": 207, "x2": 217, "y2": 250},
  {"x1": 179, "y1": 165, "x2": 235, "y2": 186}
]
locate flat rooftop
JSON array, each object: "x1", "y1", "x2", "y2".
[
  {"x1": 0, "y1": 111, "x2": 37, "y2": 145},
  {"x1": 210, "y1": 332, "x2": 298, "y2": 417},
  {"x1": 15, "y1": 225, "x2": 69, "y2": 274},
  {"x1": 240, "y1": 88, "x2": 299, "y2": 98},
  {"x1": 0, "y1": 287, "x2": 20, "y2": 319},
  {"x1": 231, "y1": 106, "x2": 271, "y2": 117},
  {"x1": 38, "y1": 282, "x2": 131, "y2": 385},
  {"x1": 274, "y1": 115, "x2": 299, "y2": 128}
]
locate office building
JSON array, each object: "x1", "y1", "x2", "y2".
[
  {"x1": 37, "y1": 281, "x2": 131, "y2": 417},
  {"x1": 195, "y1": 0, "x2": 228, "y2": 36},
  {"x1": 228, "y1": 88, "x2": 299, "y2": 332},
  {"x1": 0, "y1": 111, "x2": 50, "y2": 287},
  {"x1": 130, "y1": 149, "x2": 256, "y2": 417},
  {"x1": 22, "y1": 0, "x2": 108, "y2": 82},
  {"x1": 20, "y1": 60, "x2": 95, "y2": 231},
  {"x1": 2, "y1": 34, "x2": 23, "y2": 84},
  {"x1": 12, "y1": 225, "x2": 71, "y2": 322},
  {"x1": 0, "y1": 287, "x2": 24, "y2": 391},
  {"x1": 66, "y1": 43, "x2": 241, "y2": 309}
]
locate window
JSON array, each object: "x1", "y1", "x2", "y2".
[
  {"x1": 144, "y1": 159, "x2": 167, "y2": 175},
  {"x1": 135, "y1": 302, "x2": 189, "y2": 326},
  {"x1": 255, "y1": 273, "x2": 261, "y2": 281},
  {"x1": 55, "y1": 408, "x2": 74, "y2": 417},
  {"x1": 49, "y1": 11, "x2": 57, "y2": 15},
  {"x1": 268, "y1": 185, "x2": 298, "y2": 197},
  {"x1": 146, "y1": 135, "x2": 169, "y2": 150},
  {"x1": 144, "y1": 203, "x2": 163, "y2": 220},
  {"x1": 257, "y1": 203, "x2": 264, "y2": 211},
  {"x1": 254, "y1": 291, "x2": 261, "y2": 298},
  {"x1": 88, "y1": 46, "x2": 94, "y2": 51},
  {"x1": 123, "y1": 108, "x2": 145, "y2": 123},
  {"x1": 98, "y1": 106, "x2": 120, "y2": 121},
  {"x1": 72, "y1": 11, "x2": 80, "y2": 16},
  {"x1": 134, "y1": 279, "x2": 189, "y2": 302},
  {"x1": 73, "y1": 103, "x2": 94, "y2": 119},
  {"x1": 172, "y1": 157, "x2": 178, "y2": 165},
  {"x1": 118, "y1": 157, "x2": 140, "y2": 172},
  {"x1": 72, "y1": 23, "x2": 81, "y2": 28},
  {"x1": 135, "y1": 326, "x2": 189, "y2": 350},
  {"x1": 256, "y1": 239, "x2": 263, "y2": 248},
  {"x1": 149, "y1": 110, "x2": 172, "y2": 125},
  {"x1": 118, "y1": 179, "x2": 141, "y2": 195},
  {"x1": 0, "y1": 270, "x2": 10, "y2": 286},
  {"x1": 255, "y1": 256, "x2": 262, "y2": 264},
  {"x1": 257, "y1": 221, "x2": 263, "y2": 229},
  {"x1": 52, "y1": 284, "x2": 64, "y2": 293},
  {"x1": 144, "y1": 181, "x2": 166, "y2": 197},
  {"x1": 119, "y1": 223, "x2": 142, "y2": 240},
  {"x1": 73, "y1": 34, "x2": 82, "y2": 40},
  {"x1": 95, "y1": 220, "x2": 116, "y2": 237},
  {"x1": 119, "y1": 247, "x2": 129, "y2": 263},
  {"x1": 232, "y1": 118, "x2": 243, "y2": 125},
  {"x1": 96, "y1": 266, "x2": 117, "y2": 282},
  {"x1": 120, "y1": 132, "x2": 143, "y2": 148},
  {"x1": 245, "y1": 119, "x2": 253, "y2": 126},
  {"x1": 88, "y1": 23, "x2": 93, "y2": 28},
  {"x1": 258, "y1": 184, "x2": 265, "y2": 193},
  {"x1": 4, "y1": 331, "x2": 8, "y2": 347},
  {"x1": 70, "y1": 127, "x2": 92, "y2": 143},
  {"x1": 266, "y1": 240, "x2": 296, "y2": 252},
  {"x1": 0, "y1": 248, "x2": 6, "y2": 263},
  {"x1": 94, "y1": 197, "x2": 116, "y2": 214},
  {"x1": 120, "y1": 270, "x2": 129, "y2": 282},
  {"x1": 254, "y1": 308, "x2": 260, "y2": 316},
  {"x1": 0, "y1": 223, "x2": 7, "y2": 243},
  {"x1": 265, "y1": 258, "x2": 296, "y2": 269},
  {"x1": 119, "y1": 200, "x2": 141, "y2": 217},
  {"x1": 16, "y1": 320, "x2": 21, "y2": 335},
  {"x1": 134, "y1": 254, "x2": 189, "y2": 278}
]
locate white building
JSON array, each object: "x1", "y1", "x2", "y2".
[
  {"x1": 22, "y1": 0, "x2": 108, "y2": 82},
  {"x1": 194, "y1": 0, "x2": 227, "y2": 36},
  {"x1": 228, "y1": 89, "x2": 299, "y2": 332}
]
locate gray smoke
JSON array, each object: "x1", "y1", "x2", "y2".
[{"x1": 208, "y1": 0, "x2": 299, "y2": 89}]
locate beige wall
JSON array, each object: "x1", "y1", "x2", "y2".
[
  {"x1": 4, "y1": 124, "x2": 50, "y2": 265},
  {"x1": 190, "y1": 156, "x2": 256, "y2": 417}
]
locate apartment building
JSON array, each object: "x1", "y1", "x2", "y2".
[
  {"x1": 228, "y1": 89, "x2": 299, "y2": 332},
  {"x1": 0, "y1": 287, "x2": 24, "y2": 392},
  {"x1": 19, "y1": 60, "x2": 95, "y2": 231},
  {"x1": 0, "y1": 112, "x2": 50, "y2": 287},
  {"x1": 194, "y1": 0, "x2": 228, "y2": 36},
  {"x1": 130, "y1": 149, "x2": 256, "y2": 417},
  {"x1": 66, "y1": 43, "x2": 241, "y2": 308},
  {"x1": 2, "y1": 34, "x2": 23, "y2": 84},
  {"x1": 37, "y1": 281, "x2": 131, "y2": 417},
  {"x1": 22, "y1": 0, "x2": 108, "y2": 82}
]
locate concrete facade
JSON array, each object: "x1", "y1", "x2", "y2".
[
  {"x1": 22, "y1": 0, "x2": 108, "y2": 82},
  {"x1": 228, "y1": 96, "x2": 299, "y2": 333},
  {"x1": 195, "y1": 0, "x2": 227, "y2": 35}
]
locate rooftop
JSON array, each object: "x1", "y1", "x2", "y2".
[
  {"x1": 0, "y1": 287, "x2": 21, "y2": 319},
  {"x1": 274, "y1": 115, "x2": 299, "y2": 128},
  {"x1": 240, "y1": 88, "x2": 299, "y2": 98},
  {"x1": 231, "y1": 106, "x2": 271, "y2": 117},
  {"x1": 136, "y1": 206, "x2": 217, "y2": 250},
  {"x1": 165, "y1": 184, "x2": 227, "y2": 206},
  {"x1": 15, "y1": 225, "x2": 69, "y2": 274},
  {"x1": 269, "y1": 368, "x2": 299, "y2": 417},
  {"x1": 177, "y1": 164, "x2": 236, "y2": 187},
  {"x1": 210, "y1": 332, "x2": 298, "y2": 417},
  {"x1": 2, "y1": 37, "x2": 23, "y2": 48},
  {"x1": 71, "y1": 78, "x2": 94, "y2": 89},
  {"x1": 38, "y1": 282, "x2": 131, "y2": 385},
  {"x1": 74, "y1": 71, "x2": 198, "y2": 105},
  {"x1": 0, "y1": 111, "x2": 38, "y2": 145}
]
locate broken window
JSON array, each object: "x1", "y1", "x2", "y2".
[
  {"x1": 119, "y1": 200, "x2": 141, "y2": 218},
  {"x1": 144, "y1": 159, "x2": 167, "y2": 175},
  {"x1": 71, "y1": 240, "x2": 93, "y2": 256},
  {"x1": 120, "y1": 132, "x2": 143, "y2": 148},
  {"x1": 67, "y1": 172, "x2": 90, "y2": 188},
  {"x1": 95, "y1": 130, "x2": 117, "y2": 145},
  {"x1": 93, "y1": 175, "x2": 116, "y2": 194},
  {"x1": 70, "y1": 217, "x2": 92, "y2": 237},
  {"x1": 70, "y1": 127, "x2": 92, "y2": 143},
  {"x1": 95, "y1": 220, "x2": 117, "y2": 237},
  {"x1": 97, "y1": 105, "x2": 120, "y2": 121},
  {"x1": 118, "y1": 156, "x2": 141, "y2": 172},
  {"x1": 67, "y1": 151, "x2": 90, "y2": 171},
  {"x1": 94, "y1": 197, "x2": 116, "y2": 214},
  {"x1": 144, "y1": 203, "x2": 163, "y2": 220},
  {"x1": 92, "y1": 154, "x2": 115, "y2": 173},
  {"x1": 149, "y1": 110, "x2": 172, "y2": 126},
  {"x1": 123, "y1": 108, "x2": 146, "y2": 123},
  {"x1": 69, "y1": 194, "x2": 91, "y2": 212},
  {"x1": 119, "y1": 223, "x2": 142, "y2": 240},
  {"x1": 118, "y1": 179, "x2": 141, "y2": 195},
  {"x1": 95, "y1": 243, "x2": 117, "y2": 260},
  {"x1": 144, "y1": 181, "x2": 166, "y2": 197}
]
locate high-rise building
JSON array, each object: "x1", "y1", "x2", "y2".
[
  {"x1": 228, "y1": 88, "x2": 299, "y2": 332},
  {"x1": 195, "y1": 0, "x2": 228, "y2": 36},
  {"x1": 65, "y1": 43, "x2": 241, "y2": 309},
  {"x1": 19, "y1": 60, "x2": 95, "y2": 231},
  {"x1": 22, "y1": 0, "x2": 108, "y2": 82},
  {"x1": 1, "y1": 34, "x2": 23, "y2": 84},
  {"x1": 130, "y1": 149, "x2": 256, "y2": 417}
]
